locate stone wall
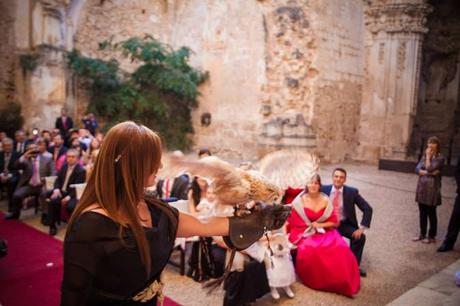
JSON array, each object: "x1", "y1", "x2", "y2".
[
  {"x1": 4, "y1": 0, "x2": 443, "y2": 164},
  {"x1": 13, "y1": 0, "x2": 71, "y2": 131},
  {"x1": 75, "y1": 0, "x2": 266, "y2": 159},
  {"x1": 259, "y1": 0, "x2": 364, "y2": 162},
  {"x1": 0, "y1": 0, "x2": 17, "y2": 107},
  {"x1": 74, "y1": 0, "x2": 366, "y2": 161}
]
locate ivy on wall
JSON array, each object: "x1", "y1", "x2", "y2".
[{"x1": 67, "y1": 35, "x2": 208, "y2": 150}]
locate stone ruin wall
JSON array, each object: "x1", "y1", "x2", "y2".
[
  {"x1": 74, "y1": 0, "x2": 365, "y2": 162},
  {"x1": 0, "y1": 0, "x2": 17, "y2": 108},
  {"x1": 259, "y1": 0, "x2": 364, "y2": 162}
]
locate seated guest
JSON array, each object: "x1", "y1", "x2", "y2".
[
  {"x1": 156, "y1": 174, "x2": 189, "y2": 201},
  {"x1": 156, "y1": 151, "x2": 189, "y2": 201},
  {"x1": 13, "y1": 130, "x2": 29, "y2": 156},
  {"x1": 188, "y1": 176, "x2": 208, "y2": 214},
  {"x1": 5, "y1": 143, "x2": 56, "y2": 220},
  {"x1": 37, "y1": 138, "x2": 52, "y2": 160},
  {"x1": 0, "y1": 131, "x2": 7, "y2": 151},
  {"x1": 83, "y1": 150, "x2": 99, "y2": 181},
  {"x1": 0, "y1": 138, "x2": 20, "y2": 211},
  {"x1": 288, "y1": 174, "x2": 360, "y2": 297},
  {"x1": 44, "y1": 149, "x2": 86, "y2": 235},
  {"x1": 221, "y1": 241, "x2": 270, "y2": 306},
  {"x1": 48, "y1": 134, "x2": 67, "y2": 164},
  {"x1": 321, "y1": 168, "x2": 373, "y2": 276},
  {"x1": 78, "y1": 128, "x2": 94, "y2": 150},
  {"x1": 82, "y1": 138, "x2": 100, "y2": 166}
]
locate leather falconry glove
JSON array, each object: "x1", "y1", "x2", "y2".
[{"x1": 223, "y1": 202, "x2": 292, "y2": 251}]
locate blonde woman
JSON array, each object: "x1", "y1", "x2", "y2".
[{"x1": 61, "y1": 121, "x2": 288, "y2": 306}]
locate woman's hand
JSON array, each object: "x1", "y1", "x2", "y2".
[
  {"x1": 311, "y1": 221, "x2": 321, "y2": 228},
  {"x1": 419, "y1": 170, "x2": 428, "y2": 176},
  {"x1": 425, "y1": 147, "x2": 433, "y2": 159}
]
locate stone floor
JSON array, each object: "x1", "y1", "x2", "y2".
[{"x1": 1, "y1": 162, "x2": 460, "y2": 305}]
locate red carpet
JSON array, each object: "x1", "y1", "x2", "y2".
[{"x1": 0, "y1": 212, "x2": 180, "y2": 306}]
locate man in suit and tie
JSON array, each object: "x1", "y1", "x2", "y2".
[
  {"x1": 0, "y1": 138, "x2": 20, "y2": 211},
  {"x1": 321, "y1": 168, "x2": 373, "y2": 277},
  {"x1": 55, "y1": 107, "x2": 74, "y2": 137},
  {"x1": 48, "y1": 134, "x2": 67, "y2": 164},
  {"x1": 5, "y1": 143, "x2": 56, "y2": 220},
  {"x1": 13, "y1": 130, "x2": 29, "y2": 156},
  {"x1": 43, "y1": 149, "x2": 86, "y2": 235},
  {"x1": 437, "y1": 156, "x2": 460, "y2": 252},
  {"x1": 156, "y1": 173, "x2": 190, "y2": 201}
]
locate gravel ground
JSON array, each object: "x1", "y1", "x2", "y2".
[
  {"x1": 163, "y1": 162, "x2": 460, "y2": 306},
  {"x1": 3, "y1": 162, "x2": 459, "y2": 306}
]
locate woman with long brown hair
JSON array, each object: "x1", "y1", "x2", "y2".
[{"x1": 61, "y1": 121, "x2": 287, "y2": 306}]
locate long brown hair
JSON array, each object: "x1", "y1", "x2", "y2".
[{"x1": 68, "y1": 121, "x2": 167, "y2": 275}]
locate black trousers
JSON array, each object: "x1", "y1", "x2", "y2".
[
  {"x1": 11, "y1": 184, "x2": 42, "y2": 215},
  {"x1": 443, "y1": 195, "x2": 460, "y2": 247},
  {"x1": 0, "y1": 175, "x2": 19, "y2": 212},
  {"x1": 338, "y1": 222, "x2": 366, "y2": 265},
  {"x1": 418, "y1": 203, "x2": 437, "y2": 238},
  {"x1": 45, "y1": 190, "x2": 77, "y2": 227}
]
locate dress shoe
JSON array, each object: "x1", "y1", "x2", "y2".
[
  {"x1": 49, "y1": 226, "x2": 57, "y2": 236},
  {"x1": 4, "y1": 212, "x2": 19, "y2": 220},
  {"x1": 437, "y1": 244, "x2": 453, "y2": 252},
  {"x1": 412, "y1": 235, "x2": 425, "y2": 242},
  {"x1": 41, "y1": 214, "x2": 50, "y2": 226},
  {"x1": 359, "y1": 268, "x2": 367, "y2": 277}
]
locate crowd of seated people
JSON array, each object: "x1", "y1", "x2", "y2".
[
  {"x1": 1, "y1": 113, "x2": 377, "y2": 303},
  {"x1": 152, "y1": 150, "x2": 374, "y2": 304},
  {"x1": 1, "y1": 108, "x2": 101, "y2": 236}
]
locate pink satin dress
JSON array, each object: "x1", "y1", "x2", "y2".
[{"x1": 288, "y1": 207, "x2": 360, "y2": 297}]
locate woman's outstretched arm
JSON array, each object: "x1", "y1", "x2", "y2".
[{"x1": 176, "y1": 212, "x2": 229, "y2": 238}]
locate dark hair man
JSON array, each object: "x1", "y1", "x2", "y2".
[{"x1": 321, "y1": 168, "x2": 373, "y2": 277}]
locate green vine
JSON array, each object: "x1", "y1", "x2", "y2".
[{"x1": 67, "y1": 35, "x2": 208, "y2": 149}]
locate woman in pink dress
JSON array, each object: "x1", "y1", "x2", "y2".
[{"x1": 287, "y1": 174, "x2": 360, "y2": 297}]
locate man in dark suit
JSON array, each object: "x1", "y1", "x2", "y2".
[
  {"x1": 48, "y1": 134, "x2": 67, "y2": 163},
  {"x1": 437, "y1": 156, "x2": 460, "y2": 252},
  {"x1": 0, "y1": 138, "x2": 20, "y2": 211},
  {"x1": 5, "y1": 143, "x2": 56, "y2": 220},
  {"x1": 43, "y1": 149, "x2": 85, "y2": 235},
  {"x1": 13, "y1": 130, "x2": 29, "y2": 156},
  {"x1": 321, "y1": 168, "x2": 373, "y2": 277},
  {"x1": 55, "y1": 107, "x2": 74, "y2": 137},
  {"x1": 156, "y1": 173, "x2": 190, "y2": 201}
]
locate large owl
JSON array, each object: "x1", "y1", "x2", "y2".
[{"x1": 163, "y1": 156, "x2": 282, "y2": 206}]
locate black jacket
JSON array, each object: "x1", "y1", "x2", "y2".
[
  {"x1": 12, "y1": 140, "x2": 31, "y2": 156},
  {"x1": 0, "y1": 151, "x2": 19, "y2": 175},
  {"x1": 48, "y1": 145, "x2": 68, "y2": 161},
  {"x1": 54, "y1": 163, "x2": 86, "y2": 198},
  {"x1": 321, "y1": 184, "x2": 373, "y2": 229},
  {"x1": 55, "y1": 116, "x2": 74, "y2": 136},
  {"x1": 156, "y1": 174, "x2": 190, "y2": 200}
]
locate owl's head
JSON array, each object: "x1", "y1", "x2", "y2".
[{"x1": 260, "y1": 182, "x2": 282, "y2": 204}]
